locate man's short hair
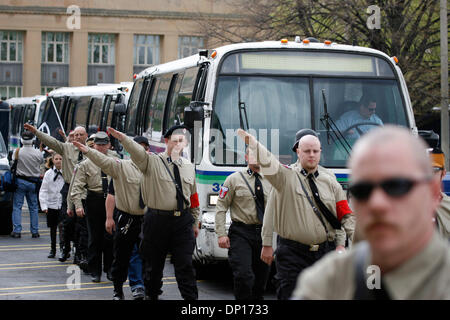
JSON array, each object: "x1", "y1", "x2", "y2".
[{"x1": 359, "y1": 94, "x2": 377, "y2": 107}]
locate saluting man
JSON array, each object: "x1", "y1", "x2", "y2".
[
  {"x1": 73, "y1": 136, "x2": 148, "y2": 300},
  {"x1": 237, "y1": 129, "x2": 354, "y2": 300},
  {"x1": 70, "y1": 131, "x2": 115, "y2": 283},
  {"x1": 24, "y1": 123, "x2": 88, "y2": 261},
  {"x1": 215, "y1": 147, "x2": 272, "y2": 300},
  {"x1": 108, "y1": 125, "x2": 200, "y2": 300}
]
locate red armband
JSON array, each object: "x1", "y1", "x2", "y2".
[
  {"x1": 336, "y1": 200, "x2": 352, "y2": 221},
  {"x1": 190, "y1": 192, "x2": 199, "y2": 208}
]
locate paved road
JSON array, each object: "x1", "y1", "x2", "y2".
[{"x1": 0, "y1": 206, "x2": 276, "y2": 300}]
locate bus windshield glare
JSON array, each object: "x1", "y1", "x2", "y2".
[{"x1": 210, "y1": 50, "x2": 408, "y2": 167}]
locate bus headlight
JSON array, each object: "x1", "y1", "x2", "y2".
[{"x1": 208, "y1": 194, "x2": 219, "y2": 207}]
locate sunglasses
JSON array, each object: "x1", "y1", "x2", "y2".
[{"x1": 348, "y1": 177, "x2": 431, "y2": 201}]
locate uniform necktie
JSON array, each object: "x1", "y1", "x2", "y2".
[
  {"x1": 77, "y1": 151, "x2": 83, "y2": 163},
  {"x1": 101, "y1": 171, "x2": 108, "y2": 198},
  {"x1": 173, "y1": 163, "x2": 184, "y2": 211},
  {"x1": 254, "y1": 172, "x2": 265, "y2": 223},
  {"x1": 307, "y1": 173, "x2": 341, "y2": 230},
  {"x1": 53, "y1": 169, "x2": 62, "y2": 182}
]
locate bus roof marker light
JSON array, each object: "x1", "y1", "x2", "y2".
[
  {"x1": 133, "y1": 74, "x2": 137, "y2": 79},
  {"x1": 211, "y1": 50, "x2": 217, "y2": 59},
  {"x1": 281, "y1": 39, "x2": 288, "y2": 44},
  {"x1": 302, "y1": 39, "x2": 310, "y2": 44},
  {"x1": 324, "y1": 40, "x2": 332, "y2": 45},
  {"x1": 392, "y1": 56, "x2": 399, "y2": 64}
]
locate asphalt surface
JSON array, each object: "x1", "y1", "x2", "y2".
[{"x1": 0, "y1": 205, "x2": 276, "y2": 300}]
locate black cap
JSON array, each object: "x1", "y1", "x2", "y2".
[
  {"x1": 21, "y1": 130, "x2": 35, "y2": 141},
  {"x1": 133, "y1": 136, "x2": 149, "y2": 146},
  {"x1": 163, "y1": 125, "x2": 190, "y2": 139},
  {"x1": 93, "y1": 131, "x2": 110, "y2": 145},
  {"x1": 292, "y1": 129, "x2": 318, "y2": 152}
]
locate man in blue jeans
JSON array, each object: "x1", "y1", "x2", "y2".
[{"x1": 11, "y1": 130, "x2": 43, "y2": 238}]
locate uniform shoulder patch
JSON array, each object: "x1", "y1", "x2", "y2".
[
  {"x1": 219, "y1": 186, "x2": 229, "y2": 199},
  {"x1": 282, "y1": 164, "x2": 292, "y2": 169}
]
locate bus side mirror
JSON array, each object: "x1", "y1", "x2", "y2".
[
  {"x1": 184, "y1": 101, "x2": 207, "y2": 129},
  {"x1": 114, "y1": 103, "x2": 127, "y2": 116},
  {"x1": 418, "y1": 130, "x2": 439, "y2": 148}
]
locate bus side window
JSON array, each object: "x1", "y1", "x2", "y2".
[
  {"x1": 65, "y1": 99, "x2": 77, "y2": 132},
  {"x1": 167, "y1": 67, "x2": 199, "y2": 128},
  {"x1": 87, "y1": 97, "x2": 102, "y2": 135},
  {"x1": 146, "y1": 74, "x2": 172, "y2": 142},
  {"x1": 143, "y1": 78, "x2": 160, "y2": 139},
  {"x1": 74, "y1": 95, "x2": 91, "y2": 130}
]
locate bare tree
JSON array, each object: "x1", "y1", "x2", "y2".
[{"x1": 198, "y1": 0, "x2": 447, "y2": 116}]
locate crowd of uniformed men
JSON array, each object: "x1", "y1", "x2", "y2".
[{"x1": 20, "y1": 121, "x2": 450, "y2": 300}]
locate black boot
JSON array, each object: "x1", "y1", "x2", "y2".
[
  {"x1": 47, "y1": 250, "x2": 56, "y2": 258},
  {"x1": 113, "y1": 282, "x2": 124, "y2": 300}
]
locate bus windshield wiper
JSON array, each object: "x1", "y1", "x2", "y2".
[
  {"x1": 320, "y1": 89, "x2": 352, "y2": 156},
  {"x1": 237, "y1": 77, "x2": 249, "y2": 131}
]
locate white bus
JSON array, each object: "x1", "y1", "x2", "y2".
[
  {"x1": 125, "y1": 38, "x2": 417, "y2": 265},
  {"x1": 39, "y1": 83, "x2": 132, "y2": 150},
  {"x1": 6, "y1": 95, "x2": 47, "y2": 149}
]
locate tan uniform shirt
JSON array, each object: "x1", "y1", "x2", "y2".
[
  {"x1": 215, "y1": 167, "x2": 273, "y2": 238},
  {"x1": 436, "y1": 192, "x2": 450, "y2": 240},
  {"x1": 70, "y1": 151, "x2": 116, "y2": 210},
  {"x1": 121, "y1": 135, "x2": 200, "y2": 224},
  {"x1": 292, "y1": 232, "x2": 450, "y2": 299},
  {"x1": 251, "y1": 142, "x2": 353, "y2": 247},
  {"x1": 66, "y1": 164, "x2": 86, "y2": 211},
  {"x1": 35, "y1": 130, "x2": 84, "y2": 184},
  {"x1": 84, "y1": 148, "x2": 144, "y2": 215}
]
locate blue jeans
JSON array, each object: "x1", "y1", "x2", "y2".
[
  {"x1": 128, "y1": 244, "x2": 144, "y2": 291},
  {"x1": 12, "y1": 178, "x2": 39, "y2": 234}
]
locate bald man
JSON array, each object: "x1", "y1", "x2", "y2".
[
  {"x1": 238, "y1": 129, "x2": 354, "y2": 300},
  {"x1": 292, "y1": 125, "x2": 450, "y2": 299}
]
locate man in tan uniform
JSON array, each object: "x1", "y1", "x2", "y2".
[
  {"x1": 73, "y1": 136, "x2": 147, "y2": 300},
  {"x1": 429, "y1": 148, "x2": 450, "y2": 240},
  {"x1": 292, "y1": 125, "x2": 450, "y2": 299},
  {"x1": 237, "y1": 129, "x2": 354, "y2": 300},
  {"x1": 71, "y1": 131, "x2": 114, "y2": 282},
  {"x1": 108, "y1": 125, "x2": 200, "y2": 300},
  {"x1": 215, "y1": 148, "x2": 272, "y2": 300},
  {"x1": 261, "y1": 129, "x2": 355, "y2": 266},
  {"x1": 24, "y1": 123, "x2": 87, "y2": 261}
]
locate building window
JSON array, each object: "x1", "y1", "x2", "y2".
[
  {"x1": 41, "y1": 86, "x2": 58, "y2": 95},
  {"x1": 0, "y1": 31, "x2": 23, "y2": 62},
  {"x1": 178, "y1": 36, "x2": 204, "y2": 59},
  {"x1": 134, "y1": 35, "x2": 160, "y2": 66},
  {"x1": 88, "y1": 34, "x2": 115, "y2": 65},
  {"x1": 41, "y1": 32, "x2": 70, "y2": 63},
  {"x1": 0, "y1": 86, "x2": 22, "y2": 100}
]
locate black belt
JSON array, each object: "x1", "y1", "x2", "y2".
[
  {"x1": 278, "y1": 236, "x2": 334, "y2": 252},
  {"x1": 148, "y1": 208, "x2": 188, "y2": 217},
  {"x1": 16, "y1": 175, "x2": 40, "y2": 183},
  {"x1": 115, "y1": 208, "x2": 143, "y2": 220},
  {"x1": 231, "y1": 220, "x2": 262, "y2": 229},
  {"x1": 87, "y1": 190, "x2": 106, "y2": 199}
]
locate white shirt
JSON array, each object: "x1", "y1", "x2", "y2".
[{"x1": 39, "y1": 166, "x2": 64, "y2": 211}]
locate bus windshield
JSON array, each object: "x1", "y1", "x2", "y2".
[{"x1": 210, "y1": 50, "x2": 408, "y2": 167}]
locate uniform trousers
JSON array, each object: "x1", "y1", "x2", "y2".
[
  {"x1": 141, "y1": 208, "x2": 198, "y2": 300},
  {"x1": 275, "y1": 236, "x2": 335, "y2": 300},
  {"x1": 228, "y1": 221, "x2": 270, "y2": 300},
  {"x1": 111, "y1": 209, "x2": 143, "y2": 290},
  {"x1": 60, "y1": 183, "x2": 76, "y2": 254},
  {"x1": 85, "y1": 192, "x2": 113, "y2": 277},
  {"x1": 74, "y1": 214, "x2": 88, "y2": 260},
  {"x1": 46, "y1": 208, "x2": 61, "y2": 252}
]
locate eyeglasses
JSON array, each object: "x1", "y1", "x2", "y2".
[
  {"x1": 348, "y1": 177, "x2": 432, "y2": 201},
  {"x1": 367, "y1": 107, "x2": 376, "y2": 113}
]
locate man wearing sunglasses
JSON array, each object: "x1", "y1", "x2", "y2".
[
  {"x1": 335, "y1": 94, "x2": 383, "y2": 139},
  {"x1": 430, "y1": 148, "x2": 450, "y2": 240},
  {"x1": 292, "y1": 125, "x2": 450, "y2": 299},
  {"x1": 237, "y1": 129, "x2": 354, "y2": 300}
]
